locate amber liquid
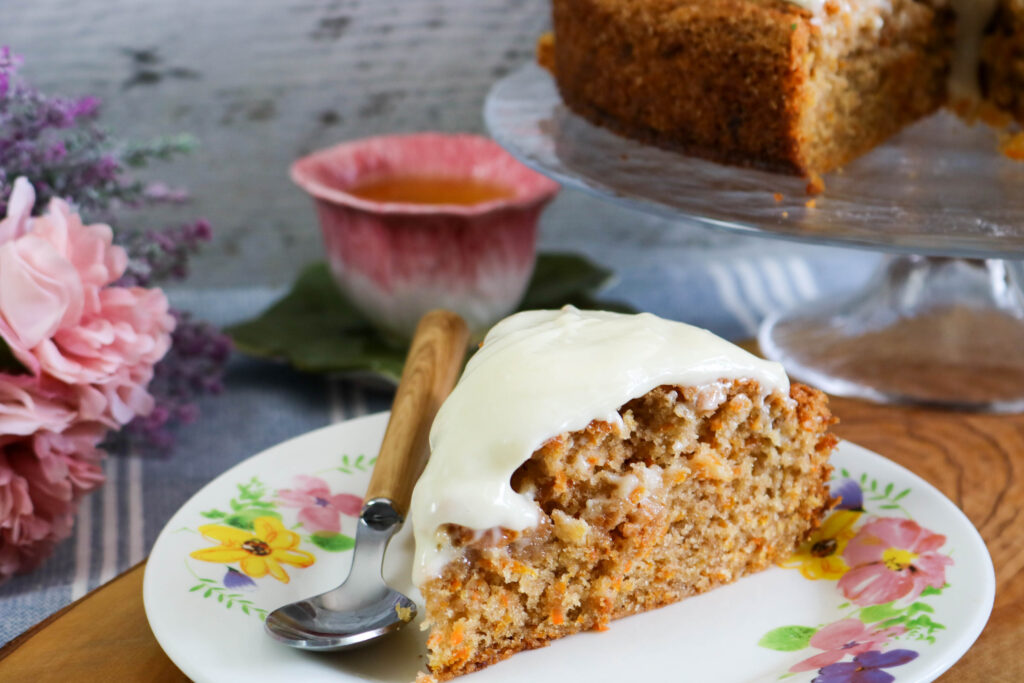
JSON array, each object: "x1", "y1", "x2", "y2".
[{"x1": 348, "y1": 176, "x2": 516, "y2": 206}]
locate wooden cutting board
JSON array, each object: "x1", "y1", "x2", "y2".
[{"x1": 1, "y1": 394, "x2": 1021, "y2": 682}]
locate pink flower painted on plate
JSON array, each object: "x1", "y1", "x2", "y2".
[
  {"x1": 838, "y1": 517, "x2": 952, "y2": 607},
  {"x1": 276, "y1": 475, "x2": 361, "y2": 534},
  {"x1": 790, "y1": 618, "x2": 906, "y2": 672}
]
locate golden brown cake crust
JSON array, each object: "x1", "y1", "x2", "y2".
[
  {"x1": 549, "y1": 0, "x2": 952, "y2": 176},
  {"x1": 420, "y1": 380, "x2": 837, "y2": 680}
]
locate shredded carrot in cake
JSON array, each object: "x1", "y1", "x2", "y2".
[{"x1": 419, "y1": 382, "x2": 836, "y2": 681}]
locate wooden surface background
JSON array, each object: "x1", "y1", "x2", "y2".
[{"x1": 0, "y1": 393, "x2": 1019, "y2": 682}]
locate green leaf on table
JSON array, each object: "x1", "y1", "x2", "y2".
[
  {"x1": 226, "y1": 262, "x2": 408, "y2": 382},
  {"x1": 310, "y1": 531, "x2": 356, "y2": 552},
  {"x1": 226, "y1": 253, "x2": 635, "y2": 381},
  {"x1": 757, "y1": 625, "x2": 817, "y2": 651}
]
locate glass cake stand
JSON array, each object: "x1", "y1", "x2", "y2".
[{"x1": 484, "y1": 64, "x2": 1024, "y2": 412}]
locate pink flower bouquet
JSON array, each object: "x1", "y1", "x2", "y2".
[{"x1": 0, "y1": 178, "x2": 174, "y2": 582}]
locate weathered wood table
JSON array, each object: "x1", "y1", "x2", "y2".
[{"x1": 1, "y1": 395, "x2": 1020, "y2": 681}]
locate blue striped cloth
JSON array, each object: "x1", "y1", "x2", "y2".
[{"x1": 0, "y1": 241, "x2": 880, "y2": 647}]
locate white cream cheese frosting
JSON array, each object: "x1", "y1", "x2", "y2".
[{"x1": 409, "y1": 306, "x2": 789, "y2": 585}]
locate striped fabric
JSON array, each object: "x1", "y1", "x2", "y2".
[{"x1": 0, "y1": 246, "x2": 880, "y2": 646}]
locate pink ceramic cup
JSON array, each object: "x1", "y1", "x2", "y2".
[{"x1": 291, "y1": 133, "x2": 560, "y2": 340}]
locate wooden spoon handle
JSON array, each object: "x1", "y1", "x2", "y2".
[{"x1": 365, "y1": 309, "x2": 470, "y2": 517}]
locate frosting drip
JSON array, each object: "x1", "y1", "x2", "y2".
[{"x1": 409, "y1": 307, "x2": 789, "y2": 585}]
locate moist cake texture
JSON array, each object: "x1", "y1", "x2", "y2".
[
  {"x1": 410, "y1": 308, "x2": 837, "y2": 680},
  {"x1": 981, "y1": 0, "x2": 1024, "y2": 122},
  {"x1": 546, "y1": 0, "x2": 1022, "y2": 176},
  {"x1": 549, "y1": 0, "x2": 952, "y2": 176}
]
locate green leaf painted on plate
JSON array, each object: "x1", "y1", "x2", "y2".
[
  {"x1": 859, "y1": 602, "x2": 904, "y2": 624},
  {"x1": 310, "y1": 532, "x2": 356, "y2": 552},
  {"x1": 223, "y1": 508, "x2": 282, "y2": 531},
  {"x1": 225, "y1": 254, "x2": 636, "y2": 381},
  {"x1": 758, "y1": 625, "x2": 816, "y2": 651}
]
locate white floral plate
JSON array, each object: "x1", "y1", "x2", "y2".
[{"x1": 144, "y1": 413, "x2": 994, "y2": 683}]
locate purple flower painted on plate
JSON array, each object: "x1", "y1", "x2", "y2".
[
  {"x1": 277, "y1": 475, "x2": 362, "y2": 534},
  {"x1": 790, "y1": 619, "x2": 905, "y2": 672},
  {"x1": 812, "y1": 649, "x2": 919, "y2": 683},
  {"x1": 839, "y1": 518, "x2": 952, "y2": 606},
  {"x1": 223, "y1": 566, "x2": 256, "y2": 592},
  {"x1": 833, "y1": 479, "x2": 864, "y2": 511}
]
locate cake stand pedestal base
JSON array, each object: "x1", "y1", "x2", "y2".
[{"x1": 759, "y1": 256, "x2": 1024, "y2": 412}]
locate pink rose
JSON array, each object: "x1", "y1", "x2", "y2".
[
  {"x1": 39, "y1": 286, "x2": 174, "y2": 426},
  {"x1": 0, "y1": 177, "x2": 35, "y2": 244},
  {"x1": 0, "y1": 178, "x2": 179, "y2": 583},
  {"x1": 31, "y1": 197, "x2": 126, "y2": 315},
  {"x1": 0, "y1": 233, "x2": 83, "y2": 350},
  {"x1": 0, "y1": 426, "x2": 106, "y2": 582},
  {"x1": 0, "y1": 381, "x2": 75, "y2": 437},
  {"x1": 0, "y1": 178, "x2": 129, "y2": 356},
  {"x1": 0, "y1": 178, "x2": 174, "y2": 427}
]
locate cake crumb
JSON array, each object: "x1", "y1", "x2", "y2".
[
  {"x1": 1000, "y1": 131, "x2": 1024, "y2": 161},
  {"x1": 415, "y1": 671, "x2": 437, "y2": 683},
  {"x1": 781, "y1": 211, "x2": 789, "y2": 218},
  {"x1": 773, "y1": 192, "x2": 784, "y2": 203},
  {"x1": 805, "y1": 199, "x2": 817, "y2": 209},
  {"x1": 396, "y1": 604, "x2": 414, "y2": 622},
  {"x1": 805, "y1": 173, "x2": 825, "y2": 196},
  {"x1": 535, "y1": 32, "x2": 555, "y2": 72}
]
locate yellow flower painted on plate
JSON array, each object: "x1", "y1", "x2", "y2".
[
  {"x1": 781, "y1": 509, "x2": 862, "y2": 580},
  {"x1": 191, "y1": 516, "x2": 315, "y2": 583}
]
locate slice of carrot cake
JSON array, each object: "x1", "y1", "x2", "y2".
[{"x1": 409, "y1": 307, "x2": 838, "y2": 680}]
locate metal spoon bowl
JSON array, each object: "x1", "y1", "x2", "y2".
[
  {"x1": 265, "y1": 500, "x2": 416, "y2": 650},
  {"x1": 264, "y1": 310, "x2": 469, "y2": 652}
]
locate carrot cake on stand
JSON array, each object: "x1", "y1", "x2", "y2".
[
  {"x1": 410, "y1": 307, "x2": 838, "y2": 680},
  {"x1": 542, "y1": 0, "x2": 1023, "y2": 177}
]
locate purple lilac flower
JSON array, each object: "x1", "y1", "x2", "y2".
[
  {"x1": 812, "y1": 649, "x2": 919, "y2": 683},
  {"x1": 833, "y1": 479, "x2": 864, "y2": 511},
  {"x1": 119, "y1": 219, "x2": 213, "y2": 287},
  {"x1": 123, "y1": 313, "x2": 232, "y2": 452}
]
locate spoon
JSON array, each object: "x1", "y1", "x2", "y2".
[{"x1": 265, "y1": 309, "x2": 469, "y2": 651}]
